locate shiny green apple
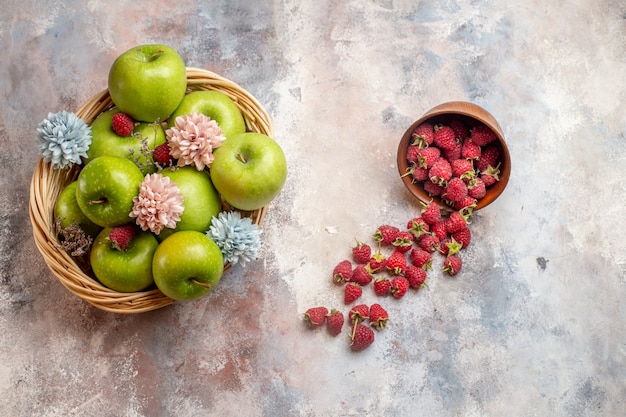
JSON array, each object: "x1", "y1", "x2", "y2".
[
  {"x1": 75, "y1": 155, "x2": 144, "y2": 227},
  {"x1": 157, "y1": 166, "x2": 222, "y2": 240},
  {"x1": 54, "y1": 180, "x2": 102, "y2": 238},
  {"x1": 90, "y1": 227, "x2": 159, "y2": 292},
  {"x1": 210, "y1": 132, "x2": 287, "y2": 211},
  {"x1": 152, "y1": 230, "x2": 224, "y2": 301},
  {"x1": 167, "y1": 90, "x2": 246, "y2": 138},
  {"x1": 108, "y1": 44, "x2": 187, "y2": 122},
  {"x1": 84, "y1": 109, "x2": 165, "y2": 175}
]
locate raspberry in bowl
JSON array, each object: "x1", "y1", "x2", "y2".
[{"x1": 397, "y1": 101, "x2": 511, "y2": 211}]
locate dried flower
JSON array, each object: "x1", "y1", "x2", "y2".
[
  {"x1": 130, "y1": 173, "x2": 184, "y2": 235},
  {"x1": 37, "y1": 110, "x2": 92, "y2": 169},
  {"x1": 166, "y1": 112, "x2": 226, "y2": 170},
  {"x1": 54, "y1": 217, "x2": 93, "y2": 258},
  {"x1": 207, "y1": 211, "x2": 261, "y2": 267}
]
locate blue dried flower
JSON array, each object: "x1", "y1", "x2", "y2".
[
  {"x1": 37, "y1": 110, "x2": 92, "y2": 169},
  {"x1": 208, "y1": 211, "x2": 262, "y2": 267}
]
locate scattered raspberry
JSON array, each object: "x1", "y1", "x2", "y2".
[
  {"x1": 333, "y1": 260, "x2": 353, "y2": 284},
  {"x1": 452, "y1": 227, "x2": 471, "y2": 249},
  {"x1": 417, "y1": 233, "x2": 440, "y2": 253},
  {"x1": 420, "y1": 201, "x2": 442, "y2": 225},
  {"x1": 409, "y1": 247, "x2": 432, "y2": 270},
  {"x1": 373, "y1": 277, "x2": 391, "y2": 296},
  {"x1": 326, "y1": 309, "x2": 344, "y2": 336},
  {"x1": 430, "y1": 220, "x2": 448, "y2": 242},
  {"x1": 439, "y1": 237, "x2": 462, "y2": 257},
  {"x1": 433, "y1": 124, "x2": 457, "y2": 151},
  {"x1": 111, "y1": 112, "x2": 135, "y2": 137},
  {"x1": 350, "y1": 323, "x2": 375, "y2": 351},
  {"x1": 407, "y1": 217, "x2": 430, "y2": 238},
  {"x1": 369, "y1": 303, "x2": 389, "y2": 330},
  {"x1": 404, "y1": 265, "x2": 427, "y2": 289},
  {"x1": 392, "y1": 231, "x2": 414, "y2": 253},
  {"x1": 153, "y1": 142, "x2": 172, "y2": 165},
  {"x1": 348, "y1": 304, "x2": 370, "y2": 324},
  {"x1": 390, "y1": 276, "x2": 410, "y2": 299},
  {"x1": 443, "y1": 254, "x2": 463, "y2": 276},
  {"x1": 446, "y1": 210, "x2": 471, "y2": 234},
  {"x1": 108, "y1": 224, "x2": 136, "y2": 251},
  {"x1": 303, "y1": 306, "x2": 329, "y2": 329},
  {"x1": 373, "y1": 225, "x2": 400, "y2": 246},
  {"x1": 367, "y1": 250, "x2": 387, "y2": 273},
  {"x1": 344, "y1": 282, "x2": 362, "y2": 304},
  {"x1": 352, "y1": 240, "x2": 371, "y2": 264},
  {"x1": 351, "y1": 264, "x2": 373, "y2": 286},
  {"x1": 386, "y1": 250, "x2": 407, "y2": 276}
]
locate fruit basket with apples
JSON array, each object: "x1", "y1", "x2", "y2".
[{"x1": 29, "y1": 45, "x2": 286, "y2": 313}]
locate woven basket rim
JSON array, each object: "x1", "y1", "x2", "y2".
[{"x1": 29, "y1": 67, "x2": 274, "y2": 314}]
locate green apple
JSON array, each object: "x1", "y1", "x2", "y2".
[
  {"x1": 157, "y1": 166, "x2": 221, "y2": 240},
  {"x1": 167, "y1": 90, "x2": 246, "y2": 138},
  {"x1": 54, "y1": 181, "x2": 102, "y2": 238},
  {"x1": 91, "y1": 228, "x2": 159, "y2": 292},
  {"x1": 84, "y1": 109, "x2": 165, "y2": 175},
  {"x1": 75, "y1": 155, "x2": 144, "y2": 227},
  {"x1": 108, "y1": 44, "x2": 187, "y2": 122},
  {"x1": 152, "y1": 230, "x2": 224, "y2": 301},
  {"x1": 210, "y1": 132, "x2": 287, "y2": 211}
]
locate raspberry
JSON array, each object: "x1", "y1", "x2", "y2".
[
  {"x1": 373, "y1": 225, "x2": 400, "y2": 246},
  {"x1": 443, "y1": 254, "x2": 463, "y2": 276},
  {"x1": 391, "y1": 231, "x2": 414, "y2": 253},
  {"x1": 476, "y1": 144, "x2": 501, "y2": 172},
  {"x1": 420, "y1": 201, "x2": 442, "y2": 225},
  {"x1": 404, "y1": 265, "x2": 427, "y2": 289},
  {"x1": 390, "y1": 276, "x2": 410, "y2": 299},
  {"x1": 407, "y1": 217, "x2": 430, "y2": 238},
  {"x1": 461, "y1": 139, "x2": 481, "y2": 160},
  {"x1": 153, "y1": 142, "x2": 172, "y2": 165},
  {"x1": 470, "y1": 124, "x2": 497, "y2": 146},
  {"x1": 451, "y1": 227, "x2": 471, "y2": 249},
  {"x1": 351, "y1": 264, "x2": 373, "y2": 286},
  {"x1": 386, "y1": 250, "x2": 407, "y2": 276},
  {"x1": 108, "y1": 224, "x2": 136, "y2": 251},
  {"x1": 350, "y1": 323, "x2": 375, "y2": 351},
  {"x1": 303, "y1": 307, "x2": 328, "y2": 329},
  {"x1": 439, "y1": 237, "x2": 462, "y2": 257},
  {"x1": 429, "y1": 157, "x2": 453, "y2": 186},
  {"x1": 450, "y1": 159, "x2": 475, "y2": 179},
  {"x1": 352, "y1": 239, "x2": 372, "y2": 264},
  {"x1": 373, "y1": 277, "x2": 391, "y2": 296},
  {"x1": 344, "y1": 282, "x2": 362, "y2": 304},
  {"x1": 430, "y1": 221, "x2": 448, "y2": 242},
  {"x1": 333, "y1": 260, "x2": 353, "y2": 284},
  {"x1": 326, "y1": 309, "x2": 344, "y2": 336},
  {"x1": 416, "y1": 147, "x2": 441, "y2": 169},
  {"x1": 111, "y1": 112, "x2": 135, "y2": 137},
  {"x1": 433, "y1": 124, "x2": 457, "y2": 151},
  {"x1": 417, "y1": 233, "x2": 440, "y2": 253},
  {"x1": 468, "y1": 177, "x2": 486, "y2": 199},
  {"x1": 411, "y1": 122, "x2": 434, "y2": 148},
  {"x1": 423, "y1": 180, "x2": 445, "y2": 197},
  {"x1": 348, "y1": 304, "x2": 370, "y2": 324},
  {"x1": 409, "y1": 247, "x2": 432, "y2": 270},
  {"x1": 369, "y1": 303, "x2": 389, "y2": 330},
  {"x1": 449, "y1": 119, "x2": 469, "y2": 141},
  {"x1": 443, "y1": 177, "x2": 468, "y2": 203},
  {"x1": 446, "y1": 211, "x2": 471, "y2": 234},
  {"x1": 367, "y1": 250, "x2": 387, "y2": 274}
]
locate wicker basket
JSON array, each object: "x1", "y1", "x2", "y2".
[{"x1": 29, "y1": 68, "x2": 274, "y2": 314}]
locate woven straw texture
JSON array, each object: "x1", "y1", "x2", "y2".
[{"x1": 29, "y1": 68, "x2": 273, "y2": 314}]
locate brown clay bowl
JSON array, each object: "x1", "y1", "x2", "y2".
[{"x1": 397, "y1": 101, "x2": 511, "y2": 211}]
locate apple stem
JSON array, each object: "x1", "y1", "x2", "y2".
[
  {"x1": 89, "y1": 199, "x2": 107, "y2": 205},
  {"x1": 236, "y1": 152, "x2": 247, "y2": 164},
  {"x1": 190, "y1": 278, "x2": 211, "y2": 289},
  {"x1": 148, "y1": 49, "x2": 165, "y2": 62}
]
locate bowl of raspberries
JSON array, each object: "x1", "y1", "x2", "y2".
[{"x1": 397, "y1": 101, "x2": 511, "y2": 211}]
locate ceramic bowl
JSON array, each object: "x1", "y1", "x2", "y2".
[{"x1": 397, "y1": 101, "x2": 511, "y2": 211}]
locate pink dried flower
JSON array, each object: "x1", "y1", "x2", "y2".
[
  {"x1": 130, "y1": 173, "x2": 184, "y2": 235},
  {"x1": 166, "y1": 112, "x2": 226, "y2": 170}
]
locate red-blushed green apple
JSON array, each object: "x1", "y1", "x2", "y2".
[
  {"x1": 90, "y1": 227, "x2": 159, "y2": 292},
  {"x1": 157, "y1": 166, "x2": 221, "y2": 240},
  {"x1": 84, "y1": 109, "x2": 166, "y2": 174},
  {"x1": 210, "y1": 132, "x2": 287, "y2": 211},
  {"x1": 75, "y1": 155, "x2": 144, "y2": 227},
  {"x1": 54, "y1": 180, "x2": 102, "y2": 238},
  {"x1": 152, "y1": 230, "x2": 224, "y2": 301},
  {"x1": 108, "y1": 44, "x2": 187, "y2": 122},
  {"x1": 167, "y1": 90, "x2": 246, "y2": 138}
]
